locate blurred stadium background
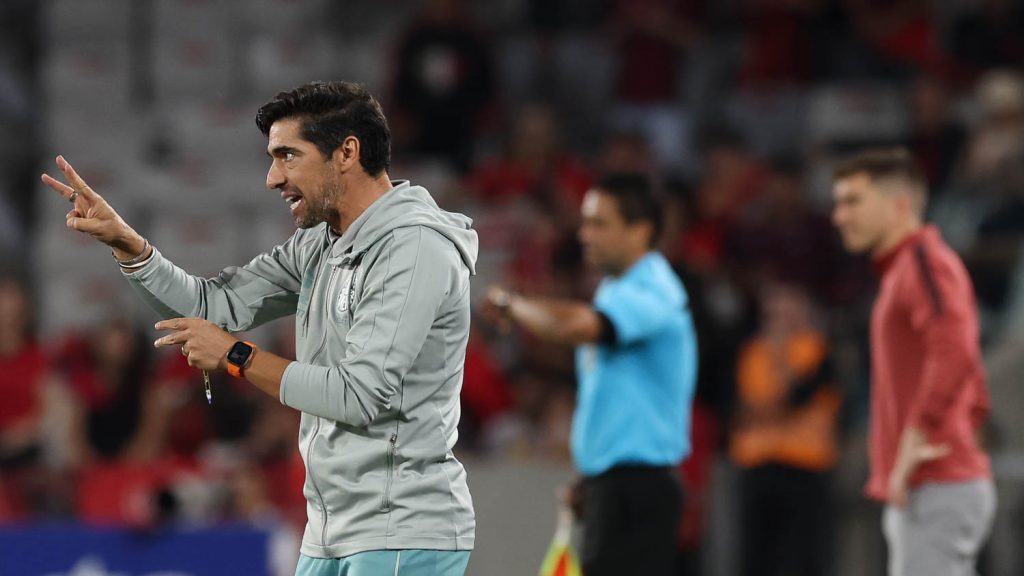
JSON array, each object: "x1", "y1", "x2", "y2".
[{"x1": 0, "y1": 0, "x2": 1022, "y2": 574}]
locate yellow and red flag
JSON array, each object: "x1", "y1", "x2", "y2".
[{"x1": 539, "y1": 505, "x2": 582, "y2": 576}]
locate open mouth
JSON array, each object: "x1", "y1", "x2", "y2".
[{"x1": 281, "y1": 191, "x2": 304, "y2": 212}]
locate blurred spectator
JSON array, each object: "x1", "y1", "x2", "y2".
[
  {"x1": 961, "y1": 69, "x2": 1024, "y2": 183},
  {"x1": 53, "y1": 319, "x2": 262, "y2": 527},
  {"x1": 467, "y1": 102, "x2": 592, "y2": 218},
  {"x1": 606, "y1": 0, "x2": 702, "y2": 172},
  {"x1": 728, "y1": 0, "x2": 828, "y2": 157},
  {"x1": 458, "y1": 328, "x2": 514, "y2": 452},
  {"x1": 730, "y1": 283, "x2": 841, "y2": 576},
  {"x1": 958, "y1": 70, "x2": 1024, "y2": 315},
  {"x1": 675, "y1": 126, "x2": 768, "y2": 274},
  {"x1": 598, "y1": 130, "x2": 655, "y2": 176},
  {"x1": 0, "y1": 276, "x2": 48, "y2": 520},
  {"x1": 239, "y1": 395, "x2": 305, "y2": 527},
  {"x1": 55, "y1": 320, "x2": 155, "y2": 468},
  {"x1": 51, "y1": 321, "x2": 205, "y2": 527},
  {"x1": 843, "y1": 0, "x2": 942, "y2": 77},
  {"x1": 905, "y1": 75, "x2": 966, "y2": 194},
  {"x1": 728, "y1": 160, "x2": 847, "y2": 305},
  {"x1": 948, "y1": 0, "x2": 1024, "y2": 84},
  {"x1": 737, "y1": 0, "x2": 825, "y2": 89},
  {"x1": 468, "y1": 102, "x2": 591, "y2": 297},
  {"x1": 391, "y1": 0, "x2": 496, "y2": 172},
  {"x1": 660, "y1": 182, "x2": 740, "y2": 420},
  {"x1": 659, "y1": 134, "x2": 764, "y2": 419}
]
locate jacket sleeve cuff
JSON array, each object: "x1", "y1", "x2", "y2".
[{"x1": 120, "y1": 246, "x2": 164, "y2": 277}]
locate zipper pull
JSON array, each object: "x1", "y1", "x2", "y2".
[{"x1": 389, "y1": 433, "x2": 397, "y2": 446}]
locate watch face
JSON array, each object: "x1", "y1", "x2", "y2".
[{"x1": 228, "y1": 342, "x2": 253, "y2": 366}]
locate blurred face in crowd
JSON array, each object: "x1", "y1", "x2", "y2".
[
  {"x1": 761, "y1": 284, "x2": 811, "y2": 338},
  {"x1": 265, "y1": 118, "x2": 344, "y2": 230},
  {"x1": 95, "y1": 320, "x2": 137, "y2": 370},
  {"x1": 831, "y1": 173, "x2": 916, "y2": 256},
  {"x1": 911, "y1": 77, "x2": 950, "y2": 132},
  {"x1": 512, "y1": 104, "x2": 558, "y2": 164},
  {"x1": 578, "y1": 189, "x2": 651, "y2": 276}
]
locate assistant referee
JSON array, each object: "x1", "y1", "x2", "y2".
[{"x1": 487, "y1": 173, "x2": 697, "y2": 575}]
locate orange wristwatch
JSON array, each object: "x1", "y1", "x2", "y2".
[{"x1": 226, "y1": 341, "x2": 257, "y2": 378}]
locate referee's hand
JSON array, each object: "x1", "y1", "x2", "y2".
[
  {"x1": 41, "y1": 155, "x2": 147, "y2": 260},
  {"x1": 481, "y1": 285, "x2": 514, "y2": 333}
]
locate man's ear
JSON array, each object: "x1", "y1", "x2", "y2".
[
  {"x1": 631, "y1": 221, "x2": 655, "y2": 250},
  {"x1": 894, "y1": 189, "x2": 916, "y2": 217},
  {"x1": 333, "y1": 135, "x2": 361, "y2": 172}
]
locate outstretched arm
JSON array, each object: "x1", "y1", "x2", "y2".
[
  {"x1": 485, "y1": 286, "x2": 604, "y2": 346},
  {"x1": 42, "y1": 156, "x2": 302, "y2": 331}
]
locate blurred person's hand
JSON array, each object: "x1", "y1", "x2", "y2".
[
  {"x1": 153, "y1": 318, "x2": 237, "y2": 371},
  {"x1": 41, "y1": 156, "x2": 149, "y2": 261},
  {"x1": 558, "y1": 478, "x2": 586, "y2": 520},
  {"x1": 888, "y1": 427, "x2": 950, "y2": 507},
  {"x1": 481, "y1": 286, "x2": 514, "y2": 333}
]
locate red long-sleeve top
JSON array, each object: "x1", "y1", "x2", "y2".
[{"x1": 866, "y1": 225, "x2": 991, "y2": 502}]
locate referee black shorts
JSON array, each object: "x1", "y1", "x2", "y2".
[{"x1": 580, "y1": 464, "x2": 684, "y2": 576}]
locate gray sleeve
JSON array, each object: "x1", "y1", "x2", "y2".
[
  {"x1": 123, "y1": 234, "x2": 307, "y2": 332},
  {"x1": 279, "y1": 227, "x2": 456, "y2": 426}
]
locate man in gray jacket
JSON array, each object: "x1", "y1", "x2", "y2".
[{"x1": 42, "y1": 81, "x2": 477, "y2": 575}]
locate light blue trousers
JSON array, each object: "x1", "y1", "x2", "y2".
[{"x1": 296, "y1": 550, "x2": 471, "y2": 576}]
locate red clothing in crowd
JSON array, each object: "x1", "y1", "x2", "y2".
[
  {"x1": 866, "y1": 225, "x2": 991, "y2": 502},
  {"x1": 468, "y1": 154, "x2": 591, "y2": 208},
  {"x1": 0, "y1": 343, "x2": 46, "y2": 431}
]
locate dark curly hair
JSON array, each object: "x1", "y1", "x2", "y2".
[{"x1": 256, "y1": 81, "x2": 391, "y2": 176}]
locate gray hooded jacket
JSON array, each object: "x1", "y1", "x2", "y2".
[{"x1": 124, "y1": 181, "x2": 477, "y2": 558}]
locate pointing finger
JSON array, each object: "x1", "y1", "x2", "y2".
[
  {"x1": 154, "y1": 318, "x2": 186, "y2": 332},
  {"x1": 154, "y1": 331, "x2": 190, "y2": 348}
]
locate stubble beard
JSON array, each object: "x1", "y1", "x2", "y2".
[{"x1": 296, "y1": 180, "x2": 342, "y2": 229}]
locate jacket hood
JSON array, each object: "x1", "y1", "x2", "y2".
[{"x1": 328, "y1": 180, "x2": 478, "y2": 274}]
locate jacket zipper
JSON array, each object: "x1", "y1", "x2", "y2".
[
  {"x1": 380, "y1": 432, "x2": 397, "y2": 512},
  {"x1": 307, "y1": 263, "x2": 340, "y2": 546},
  {"x1": 305, "y1": 416, "x2": 329, "y2": 547}
]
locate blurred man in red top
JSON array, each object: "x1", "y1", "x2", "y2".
[{"x1": 832, "y1": 148, "x2": 995, "y2": 576}]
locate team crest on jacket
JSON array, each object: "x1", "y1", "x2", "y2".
[{"x1": 336, "y1": 267, "x2": 356, "y2": 317}]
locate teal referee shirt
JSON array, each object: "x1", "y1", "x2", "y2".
[{"x1": 571, "y1": 251, "x2": 697, "y2": 477}]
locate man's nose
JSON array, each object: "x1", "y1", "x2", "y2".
[{"x1": 266, "y1": 161, "x2": 285, "y2": 189}]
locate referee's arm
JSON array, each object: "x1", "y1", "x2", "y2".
[{"x1": 486, "y1": 287, "x2": 614, "y2": 346}]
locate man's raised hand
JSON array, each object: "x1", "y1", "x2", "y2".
[{"x1": 41, "y1": 155, "x2": 147, "y2": 260}]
